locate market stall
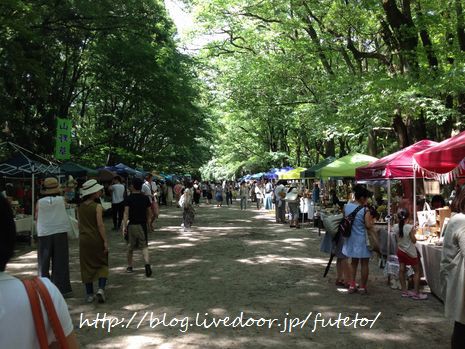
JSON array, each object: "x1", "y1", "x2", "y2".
[
  {"x1": 356, "y1": 140, "x2": 438, "y2": 256},
  {"x1": 0, "y1": 142, "x2": 61, "y2": 243},
  {"x1": 317, "y1": 153, "x2": 378, "y2": 178}
]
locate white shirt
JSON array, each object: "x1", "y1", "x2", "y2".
[
  {"x1": 142, "y1": 181, "x2": 156, "y2": 203},
  {"x1": 36, "y1": 196, "x2": 71, "y2": 237},
  {"x1": 393, "y1": 223, "x2": 417, "y2": 258},
  {"x1": 111, "y1": 183, "x2": 125, "y2": 204},
  {"x1": 0, "y1": 272, "x2": 74, "y2": 348}
]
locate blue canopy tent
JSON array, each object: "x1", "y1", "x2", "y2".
[
  {"x1": 0, "y1": 142, "x2": 61, "y2": 243},
  {"x1": 115, "y1": 163, "x2": 146, "y2": 178}
]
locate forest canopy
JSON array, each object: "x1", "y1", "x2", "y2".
[
  {"x1": 1, "y1": 1, "x2": 465, "y2": 179},
  {"x1": 0, "y1": 0, "x2": 211, "y2": 173},
  {"x1": 190, "y1": 0, "x2": 465, "y2": 180}
]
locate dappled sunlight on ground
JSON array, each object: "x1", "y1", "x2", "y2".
[{"x1": 7, "y1": 201, "x2": 450, "y2": 348}]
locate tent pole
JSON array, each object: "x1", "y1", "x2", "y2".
[
  {"x1": 31, "y1": 170, "x2": 35, "y2": 247},
  {"x1": 413, "y1": 171, "x2": 417, "y2": 227},
  {"x1": 387, "y1": 179, "x2": 391, "y2": 258}
]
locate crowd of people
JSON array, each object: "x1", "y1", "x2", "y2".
[{"x1": 1, "y1": 173, "x2": 465, "y2": 348}]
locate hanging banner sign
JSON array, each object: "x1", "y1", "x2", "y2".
[{"x1": 55, "y1": 118, "x2": 72, "y2": 160}]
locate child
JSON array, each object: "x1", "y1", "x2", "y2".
[{"x1": 393, "y1": 209, "x2": 427, "y2": 300}]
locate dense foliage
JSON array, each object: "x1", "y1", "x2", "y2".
[
  {"x1": 0, "y1": 0, "x2": 211, "y2": 173},
  {"x1": 190, "y1": 0, "x2": 465, "y2": 180}
]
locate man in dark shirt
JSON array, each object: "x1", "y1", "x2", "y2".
[{"x1": 122, "y1": 178, "x2": 152, "y2": 277}]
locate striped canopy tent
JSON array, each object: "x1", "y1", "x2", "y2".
[
  {"x1": 413, "y1": 130, "x2": 465, "y2": 183},
  {"x1": 279, "y1": 167, "x2": 307, "y2": 180},
  {"x1": 317, "y1": 153, "x2": 378, "y2": 178}
]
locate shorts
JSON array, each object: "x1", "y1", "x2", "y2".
[
  {"x1": 397, "y1": 249, "x2": 418, "y2": 266},
  {"x1": 127, "y1": 224, "x2": 147, "y2": 251},
  {"x1": 288, "y1": 202, "x2": 300, "y2": 220}
]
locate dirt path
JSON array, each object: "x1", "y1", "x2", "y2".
[{"x1": 8, "y1": 202, "x2": 451, "y2": 348}]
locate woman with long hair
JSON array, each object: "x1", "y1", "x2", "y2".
[{"x1": 342, "y1": 185, "x2": 374, "y2": 294}]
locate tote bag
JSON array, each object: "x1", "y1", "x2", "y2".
[{"x1": 417, "y1": 202, "x2": 436, "y2": 227}]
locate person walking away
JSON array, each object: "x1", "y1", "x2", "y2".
[
  {"x1": 394, "y1": 209, "x2": 427, "y2": 299},
  {"x1": 193, "y1": 180, "x2": 201, "y2": 207},
  {"x1": 142, "y1": 174, "x2": 157, "y2": 231},
  {"x1": 215, "y1": 183, "x2": 224, "y2": 207},
  {"x1": 0, "y1": 196, "x2": 79, "y2": 348},
  {"x1": 166, "y1": 181, "x2": 174, "y2": 206},
  {"x1": 109, "y1": 176, "x2": 126, "y2": 231},
  {"x1": 35, "y1": 177, "x2": 73, "y2": 296},
  {"x1": 255, "y1": 182, "x2": 264, "y2": 210},
  {"x1": 250, "y1": 181, "x2": 257, "y2": 202},
  {"x1": 441, "y1": 189, "x2": 465, "y2": 348},
  {"x1": 174, "y1": 181, "x2": 183, "y2": 206},
  {"x1": 179, "y1": 187, "x2": 195, "y2": 231},
  {"x1": 312, "y1": 183, "x2": 320, "y2": 204},
  {"x1": 122, "y1": 178, "x2": 152, "y2": 277},
  {"x1": 239, "y1": 181, "x2": 248, "y2": 210},
  {"x1": 264, "y1": 180, "x2": 273, "y2": 210},
  {"x1": 274, "y1": 180, "x2": 287, "y2": 223},
  {"x1": 78, "y1": 179, "x2": 108, "y2": 303},
  {"x1": 286, "y1": 187, "x2": 301, "y2": 228},
  {"x1": 342, "y1": 185, "x2": 373, "y2": 294},
  {"x1": 226, "y1": 182, "x2": 234, "y2": 205}
]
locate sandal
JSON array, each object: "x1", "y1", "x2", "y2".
[
  {"x1": 358, "y1": 287, "x2": 368, "y2": 295},
  {"x1": 335, "y1": 280, "x2": 345, "y2": 287},
  {"x1": 411, "y1": 292, "x2": 428, "y2": 300},
  {"x1": 401, "y1": 290, "x2": 415, "y2": 298}
]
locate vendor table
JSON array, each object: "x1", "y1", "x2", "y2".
[
  {"x1": 416, "y1": 241, "x2": 443, "y2": 301},
  {"x1": 14, "y1": 215, "x2": 33, "y2": 232}
]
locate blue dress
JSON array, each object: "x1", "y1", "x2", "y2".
[{"x1": 342, "y1": 202, "x2": 372, "y2": 258}]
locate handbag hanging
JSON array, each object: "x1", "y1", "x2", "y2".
[
  {"x1": 22, "y1": 277, "x2": 69, "y2": 349},
  {"x1": 417, "y1": 202, "x2": 436, "y2": 227}
]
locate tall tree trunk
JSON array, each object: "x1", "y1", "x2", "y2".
[
  {"x1": 392, "y1": 110, "x2": 409, "y2": 148},
  {"x1": 367, "y1": 130, "x2": 377, "y2": 157}
]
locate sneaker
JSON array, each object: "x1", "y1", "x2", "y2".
[
  {"x1": 86, "y1": 295, "x2": 94, "y2": 303},
  {"x1": 96, "y1": 289, "x2": 105, "y2": 303},
  {"x1": 348, "y1": 282, "x2": 358, "y2": 294},
  {"x1": 335, "y1": 280, "x2": 345, "y2": 287},
  {"x1": 145, "y1": 264, "x2": 152, "y2": 277},
  {"x1": 411, "y1": 292, "x2": 428, "y2": 300},
  {"x1": 126, "y1": 266, "x2": 133, "y2": 273}
]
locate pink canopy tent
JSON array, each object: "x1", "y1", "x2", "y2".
[
  {"x1": 356, "y1": 140, "x2": 438, "y2": 180},
  {"x1": 413, "y1": 130, "x2": 465, "y2": 184},
  {"x1": 356, "y1": 140, "x2": 438, "y2": 256}
]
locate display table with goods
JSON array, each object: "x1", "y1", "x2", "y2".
[
  {"x1": 14, "y1": 214, "x2": 33, "y2": 232},
  {"x1": 415, "y1": 240, "x2": 443, "y2": 301}
]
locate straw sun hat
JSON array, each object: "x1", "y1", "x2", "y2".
[
  {"x1": 41, "y1": 177, "x2": 62, "y2": 195},
  {"x1": 80, "y1": 179, "x2": 104, "y2": 197}
]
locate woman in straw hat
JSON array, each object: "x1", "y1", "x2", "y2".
[
  {"x1": 78, "y1": 179, "x2": 109, "y2": 303},
  {"x1": 36, "y1": 177, "x2": 72, "y2": 296}
]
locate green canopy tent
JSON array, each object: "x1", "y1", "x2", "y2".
[
  {"x1": 300, "y1": 157, "x2": 336, "y2": 178},
  {"x1": 316, "y1": 153, "x2": 378, "y2": 178},
  {"x1": 60, "y1": 162, "x2": 98, "y2": 177}
]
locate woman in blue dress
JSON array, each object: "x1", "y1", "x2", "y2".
[{"x1": 343, "y1": 185, "x2": 374, "y2": 294}]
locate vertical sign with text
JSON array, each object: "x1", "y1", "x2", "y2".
[{"x1": 55, "y1": 118, "x2": 72, "y2": 160}]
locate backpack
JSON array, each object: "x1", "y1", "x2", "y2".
[{"x1": 338, "y1": 205, "x2": 364, "y2": 238}]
